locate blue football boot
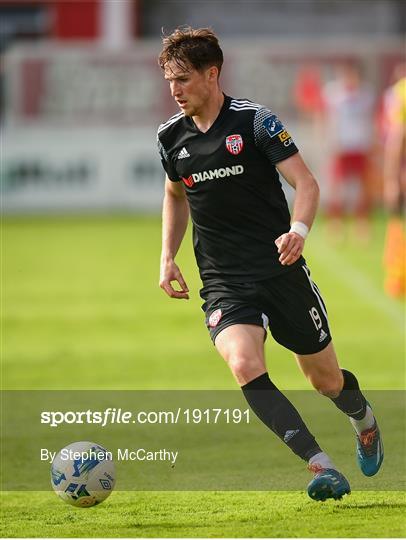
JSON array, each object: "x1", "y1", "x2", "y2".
[
  {"x1": 307, "y1": 465, "x2": 351, "y2": 501},
  {"x1": 356, "y1": 420, "x2": 384, "y2": 476}
]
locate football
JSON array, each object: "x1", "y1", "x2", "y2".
[{"x1": 51, "y1": 441, "x2": 116, "y2": 507}]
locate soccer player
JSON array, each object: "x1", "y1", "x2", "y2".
[
  {"x1": 156, "y1": 27, "x2": 383, "y2": 501},
  {"x1": 322, "y1": 62, "x2": 375, "y2": 242}
]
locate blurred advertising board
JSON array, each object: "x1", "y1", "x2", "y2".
[
  {"x1": 3, "y1": 44, "x2": 170, "y2": 127},
  {"x1": 3, "y1": 40, "x2": 404, "y2": 128},
  {"x1": 1, "y1": 128, "x2": 165, "y2": 212}
]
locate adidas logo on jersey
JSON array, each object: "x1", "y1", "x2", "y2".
[
  {"x1": 319, "y1": 329, "x2": 328, "y2": 342},
  {"x1": 177, "y1": 147, "x2": 190, "y2": 159}
]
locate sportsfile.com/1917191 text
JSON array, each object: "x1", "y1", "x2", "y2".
[{"x1": 40, "y1": 408, "x2": 251, "y2": 427}]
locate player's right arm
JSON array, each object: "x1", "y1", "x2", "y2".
[{"x1": 159, "y1": 176, "x2": 190, "y2": 299}]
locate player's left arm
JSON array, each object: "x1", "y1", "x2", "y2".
[{"x1": 275, "y1": 153, "x2": 320, "y2": 265}]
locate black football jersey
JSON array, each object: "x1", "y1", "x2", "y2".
[{"x1": 157, "y1": 95, "x2": 304, "y2": 285}]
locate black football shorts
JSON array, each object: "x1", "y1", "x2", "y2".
[{"x1": 201, "y1": 264, "x2": 331, "y2": 355}]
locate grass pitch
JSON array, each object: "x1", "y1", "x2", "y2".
[
  {"x1": 2, "y1": 214, "x2": 405, "y2": 538},
  {"x1": 2, "y1": 491, "x2": 406, "y2": 538}
]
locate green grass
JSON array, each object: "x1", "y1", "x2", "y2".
[
  {"x1": 2, "y1": 491, "x2": 406, "y2": 538},
  {"x1": 2, "y1": 214, "x2": 405, "y2": 538}
]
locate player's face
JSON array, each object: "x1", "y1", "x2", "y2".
[{"x1": 164, "y1": 62, "x2": 213, "y2": 116}]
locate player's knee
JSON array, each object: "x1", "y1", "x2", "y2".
[
  {"x1": 227, "y1": 354, "x2": 251, "y2": 379},
  {"x1": 226, "y1": 354, "x2": 263, "y2": 385},
  {"x1": 312, "y1": 377, "x2": 342, "y2": 398}
]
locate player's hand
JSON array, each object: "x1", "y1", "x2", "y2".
[
  {"x1": 159, "y1": 259, "x2": 189, "y2": 299},
  {"x1": 275, "y1": 232, "x2": 304, "y2": 266}
]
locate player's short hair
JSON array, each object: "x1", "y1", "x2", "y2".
[{"x1": 158, "y1": 26, "x2": 223, "y2": 76}]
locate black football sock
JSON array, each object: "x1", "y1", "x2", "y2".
[
  {"x1": 241, "y1": 372, "x2": 322, "y2": 461},
  {"x1": 330, "y1": 369, "x2": 367, "y2": 420}
]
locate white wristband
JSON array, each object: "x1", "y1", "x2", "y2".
[{"x1": 290, "y1": 221, "x2": 309, "y2": 239}]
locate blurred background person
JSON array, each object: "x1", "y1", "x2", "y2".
[
  {"x1": 322, "y1": 61, "x2": 375, "y2": 242},
  {"x1": 382, "y1": 64, "x2": 406, "y2": 299}
]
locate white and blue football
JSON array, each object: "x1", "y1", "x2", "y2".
[{"x1": 51, "y1": 441, "x2": 116, "y2": 507}]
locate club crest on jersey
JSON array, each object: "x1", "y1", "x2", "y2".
[
  {"x1": 225, "y1": 134, "x2": 244, "y2": 155},
  {"x1": 209, "y1": 309, "x2": 222, "y2": 328}
]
